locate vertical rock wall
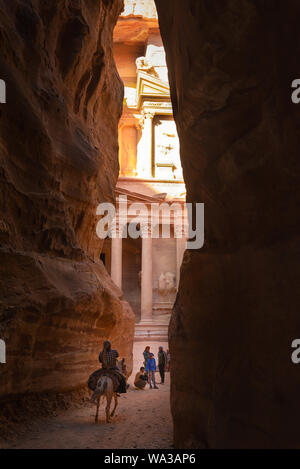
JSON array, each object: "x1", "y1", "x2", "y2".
[
  {"x1": 0, "y1": 0, "x2": 135, "y2": 397},
  {"x1": 155, "y1": 0, "x2": 300, "y2": 448}
]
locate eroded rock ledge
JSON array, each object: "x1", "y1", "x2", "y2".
[
  {"x1": 0, "y1": 0, "x2": 134, "y2": 399},
  {"x1": 156, "y1": 0, "x2": 300, "y2": 449}
]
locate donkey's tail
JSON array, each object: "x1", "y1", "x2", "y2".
[{"x1": 91, "y1": 377, "x2": 108, "y2": 401}]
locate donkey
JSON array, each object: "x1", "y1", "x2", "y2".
[{"x1": 91, "y1": 375, "x2": 118, "y2": 424}]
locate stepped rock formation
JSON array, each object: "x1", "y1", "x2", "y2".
[
  {"x1": 0, "y1": 0, "x2": 135, "y2": 398},
  {"x1": 155, "y1": 0, "x2": 300, "y2": 449}
]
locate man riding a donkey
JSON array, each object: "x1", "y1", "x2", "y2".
[{"x1": 88, "y1": 341, "x2": 127, "y2": 423}]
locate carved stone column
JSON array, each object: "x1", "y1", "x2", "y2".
[
  {"x1": 111, "y1": 230, "x2": 122, "y2": 290},
  {"x1": 140, "y1": 225, "x2": 153, "y2": 323}
]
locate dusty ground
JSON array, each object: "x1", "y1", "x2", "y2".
[{"x1": 3, "y1": 341, "x2": 172, "y2": 449}]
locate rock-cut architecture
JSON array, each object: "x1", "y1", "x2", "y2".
[{"x1": 101, "y1": 0, "x2": 187, "y2": 341}]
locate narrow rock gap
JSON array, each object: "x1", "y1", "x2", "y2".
[{"x1": 0, "y1": 0, "x2": 300, "y2": 450}]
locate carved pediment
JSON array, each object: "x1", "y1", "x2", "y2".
[{"x1": 136, "y1": 70, "x2": 170, "y2": 107}]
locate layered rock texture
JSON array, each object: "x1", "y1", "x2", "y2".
[
  {"x1": 155, "y1": 0, "x2": 300, "y2": 448},
  {"x1": 0, "y1": 0, "x2": 135, "y2": 398}
]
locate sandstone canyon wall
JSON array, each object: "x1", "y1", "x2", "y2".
[
  {"x1": 0, "y1": 0, "x2": 135, "y2": 398},
  {"x1": 155, "y1": 0, "x2": 300, "y2": 448}
]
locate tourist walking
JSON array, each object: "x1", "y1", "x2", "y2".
[
  {"x1": 158, "y1": 346, "x2": 167, "y2": 384},
  {"x1": 145, "y1": 353, "x2": 158, "y2": 389}
]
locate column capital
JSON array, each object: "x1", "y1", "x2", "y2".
[
  {"x1": 141, "y1": 222, "x2": 152, "y2": 239},
  {"x1": 143, "y1": 110, "x2": 155, "y2": 120},
  {"x1": 174, "y1": 220, "x2": 189, "y2": 238},
  {"x1": 174, "y1": 223, "x2": 183, "y2": 238},
  {"x1": 138, "y1": 110, "x2": 155, "y2": 129},
  {"x1": 110, "y1": 219, "x2": 126, "y2": 239}
]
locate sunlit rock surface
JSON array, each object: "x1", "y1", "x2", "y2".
[
  {"x1": 0, "y1": 0, "x2": 135, "y2": 398},
  {"x1": 155, "y1": 0, "x2": 300, "y2": 449}
]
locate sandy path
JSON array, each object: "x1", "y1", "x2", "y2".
[{"x1": 5, "y1": 341, "x2": 173, "y2": 449}]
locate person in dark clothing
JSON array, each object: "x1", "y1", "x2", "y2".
[
  {"x1": 158, "y1": 346, "x2": 167, "y2": 384},
  {"x1": 99, "y1": 340, "x2": 127, "y2": 394},
  {"x1": 134, "y1": 366, "x2": 148, "y2": 390},
  {"x1": 99, "y1": 341, "x2": 119, "y2": 368}
]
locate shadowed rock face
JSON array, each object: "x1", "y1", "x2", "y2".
[
  {"x1": 155, "y1": 0, "x2": 300, "y2": 449},
  {"x1": 0, "y1": 0, "x2": 135, "y2": 397}
]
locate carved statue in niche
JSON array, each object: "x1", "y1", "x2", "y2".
[
  {"x1": 155, "y1": 119, "x2": 176, "y2": 157},
  {"x1": 121, "y1": 125, "x2": 137, "y2": 176},
  {"x1": 154, "y1": 118, "x2": 183, "y2": 180},
  {"x1": 136, "y1": 56, "x2": 158, "y2": 77},
  {"x1": 158, "y1": 272, "x2": 176, "y2": 298}
]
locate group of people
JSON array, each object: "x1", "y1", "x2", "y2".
[
  {"x1": 90, "y1": 341, "x2": 171, "y2": 395},
  {"x1": 134, "y1": 346, "x2": 171, "y2": 390}
]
